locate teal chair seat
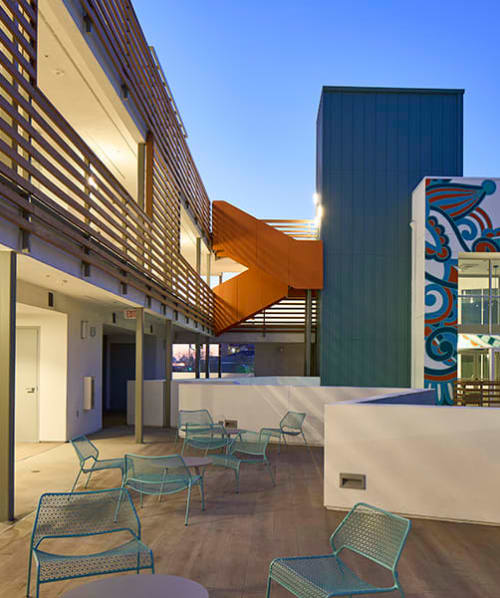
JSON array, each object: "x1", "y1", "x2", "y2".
[
  {"x1": 34, "y1": 537, "x2": 152, "y2": 585},
  {"x1": 269, "y1": 554, "x2": 384, "y2": 597},
  {"x1": 122, "y1": 454, "x2": 205, "y2": 525},
  {"x1": 182, "y1": 423, "x2": 231, "y2": 455},
  {"x1": 267, "y1": 503, "x2": 411, "y2": 598}
]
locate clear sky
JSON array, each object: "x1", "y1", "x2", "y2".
[{"x1": 134, "y1": 0, "x2": 500, "y2": 220}]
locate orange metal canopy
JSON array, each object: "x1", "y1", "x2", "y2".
[{"x1": 212, "y1": 201, "x2": 323, "y2": 335}]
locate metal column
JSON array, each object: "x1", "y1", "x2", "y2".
[
  {"x1": 218, "y1": 344, "x2": 222, "y2": 378},
  {"x1": 164, "y1": 319, "x2": 173, "y2": 427},
  {"x1": 205, "y1": 342, "x2": 210, "y2": 378},
  {"x1": 195, "y1": 337, "x2": 201, "y2": 379},
  {"x1": 135, "y1": 308, "x2": 144, "y2": 443},
  {"x1": 304, "y1": 290, "x2": 312, "y2": 376},
  {"x1": 0, "y1": 251, "x2": 16, "y2": 521}
]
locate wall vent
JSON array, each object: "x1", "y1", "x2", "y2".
[{"x1": 339, "y1": 473, "x2": 366, "y2": 490}]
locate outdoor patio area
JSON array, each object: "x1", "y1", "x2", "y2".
[{"x1": 0, "y1": 428, "x2": 498, "y2": 597}]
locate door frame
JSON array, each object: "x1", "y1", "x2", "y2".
[{"x1": 16, "y1": 326, "x2": 40, "y2": 443}]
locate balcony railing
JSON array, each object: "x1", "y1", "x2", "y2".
[
  {"x1": 0, "y1": 0, "x2": 216, "y2": 330},
  {"x1": 454, "y1": 380, "x2": 500, "y2": 406}
]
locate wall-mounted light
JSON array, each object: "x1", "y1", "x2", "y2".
[
  {"x1": 81, "y1": 320, "x2": 88, "y2": 339},
  {"x1": 121, "y1": 83, "x2": 129, "y2": 100},
  {"x1": 314, "y1": 204, "x2": 323, "y2": 227},
  {"x1": 313, "y1": 192, "x2": 320, "y2": 205}
]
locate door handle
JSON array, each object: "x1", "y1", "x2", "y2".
[{"x1": 26, "y1": 387, "x2": 36, "y2": 394}]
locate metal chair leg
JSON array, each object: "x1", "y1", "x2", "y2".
[
  {"x1": 84, "y1": 470, "x2": 93, "y2": 489},
  {"x1": 26, "y1": 550, "x2": 33, "y2": 597},
  {"x1": 265, "y1": 458, "x2": 275, "y2": 486},
  {"x1": 185, "y1": 485, "x2": 192, "y2": 526},
  {"x1": 200, "y1": 478, "x2": 205, "y2": 511},
  {"x1": 70, "y1": 468, "x2": 82, "y2": 493},
  {"x1": 266, "y1": 576, "x2": 272, "y2": 598}
]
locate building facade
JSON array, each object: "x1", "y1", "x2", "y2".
[
  {"x1": 316, "y1": 86, "x2": 464, "y2": 387},
  {"x1": 412, "y1": 176, "x2": 500, "y2": 404}
]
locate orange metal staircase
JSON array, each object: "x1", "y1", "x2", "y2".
[{"x1": 212, "y1": 201, "x2": 323, "y2": 335}]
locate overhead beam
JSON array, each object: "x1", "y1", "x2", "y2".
[{"x1": 0, "y1": 251, "x2": 16, "y2": 521}]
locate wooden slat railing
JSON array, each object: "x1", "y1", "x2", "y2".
[
  {"x1": 0, "y1": 0, "x2": 218, "y2": 330},
  {"x1": 226, "y1": 296, "x2": 318, "y2": 334},
  {"x1": 262, "y1": 219, "x2": 319, "y2": 240},
  {"x1": 454, "y1": 380, "x2": 500, "y2": 407}
]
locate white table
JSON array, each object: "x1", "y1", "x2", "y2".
[{"x1": 62, "y1": 574, "x2": 209, "y2": 597}]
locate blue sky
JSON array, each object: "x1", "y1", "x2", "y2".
[{"x1": 135, "y1": 0, "x2": 500, "y2": 220}]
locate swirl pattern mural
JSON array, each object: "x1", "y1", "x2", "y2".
[{"x1": 424, "y1": 178, "x2": 497, "y2": 404}]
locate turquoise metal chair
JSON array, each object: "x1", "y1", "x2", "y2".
[
  {"x1": 122, "y1": 453, "x2": 205, "y2": 525},
  {"x1": 266, "y1": 502, "x2": 411, "y2": 598},
  {"x1": 26, "y1": 488, "x2": 153, "y2": 598},
  {"x1": 70, "y1": 435, "x2": 124, "y2": 492},
  {"x1": 177, "y1": 408, "x2": 214, "y2": 443},
  {"x1": 181, "y1": 421, "x2": 231, "y2": 456},
  {"x1": 211, "y1": 429, "x2": 275, "y2": 492},
  {"x1": 263, "y1": 411, "x2": 307, "y2": 453}
]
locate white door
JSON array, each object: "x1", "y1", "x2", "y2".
[{"x1": 15, "y1": 327, "x2": 39, "y2": 442}]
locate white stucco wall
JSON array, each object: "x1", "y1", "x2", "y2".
[
  {"x1": 324, "y1": 403, "x2": 500, "y2": 524},
  {"x1": 177, "y1": 381, "x2": 423, "y2": 446}
]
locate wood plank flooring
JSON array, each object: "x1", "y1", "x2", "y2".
[{"x1": 0, "y1": 428, "x2": 499, "y2": 597}]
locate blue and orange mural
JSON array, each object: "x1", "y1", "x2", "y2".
[{"x1": 424, "y1": 178, "x2": 498, "y2": 404}]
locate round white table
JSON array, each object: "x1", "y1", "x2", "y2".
[{"x1": 62, "y1": 574, "x2": 209, "y2": 597}]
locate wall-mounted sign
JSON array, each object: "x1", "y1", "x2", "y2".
[{"x1": 124, "y1": 309, "x2": 137, "y2": 320}]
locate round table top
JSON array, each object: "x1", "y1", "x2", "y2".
[
  {"x1": 62, "y1": 574, "x2": 209, "y2": 598},
  {"x1": 182, "y1": 456, "x2": 212, "y2": 468}
]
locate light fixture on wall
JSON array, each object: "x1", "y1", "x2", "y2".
[
  {"x1": 121, "y1": 83, "x2": 129, "y2": 100},
  {"x1": 80, "y1": 320, "x2": 88, "y2": 339}
]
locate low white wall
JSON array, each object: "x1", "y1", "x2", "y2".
[
  {"x1": 324, "y1": 403, "x2": 500, "y2": 524},
  {"x1": 127, "y1": 380, "x2": 167, "y2": 426},
  {"x1": 177, "y1": 381, "x2": 421, "y2": 446}
]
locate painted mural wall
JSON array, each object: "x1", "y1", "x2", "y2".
[{"x1": 412, "y1": 176, "x2": 500, "y2": 404}]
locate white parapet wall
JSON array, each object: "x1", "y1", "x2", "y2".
[
  {"x1": 177, "y1": 379, "x2": 428, "y2": 446},
  {"x1": 324, "y1": 402, "x2": 500, "y2": 525}
]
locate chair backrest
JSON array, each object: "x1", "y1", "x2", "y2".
[
  {"x1": 31, "y1": 488, "x2": 139, "y2": 549},
  {"x1": 280, "y1": 411, "x2": 306, "y2": 430},
  {"x1": 124, "y1": 453, "x2": 191, "y2": 485},
  {"x1": 330, "y1": 503, "x2": 411, "y2": 572},
  {"x1": 231, "y1": 429, "x2": 272, "y2": 456},
  {"x1": 179, "y1": 409, "x2": 214, "y2": 429},
  {"x1": 70, "y1": 435, "x2": 98, "y2": 463}
]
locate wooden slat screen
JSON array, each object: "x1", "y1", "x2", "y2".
[
  {"x1": 227, "y1": 296, "x2": 318, "y2": 334},
  {"x1": 454, "y1": 380, "x2": 500, "y2": 407},
  {"x1": 262, "y1": 219, "x2": 319, "y2": 240},
  {"x1": 0, "y1": 0, "x2": 218, "y2": 330}
]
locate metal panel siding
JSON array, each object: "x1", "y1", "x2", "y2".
[{"x1": 318, "y1": 88, "x2": 463, "y2": 387}]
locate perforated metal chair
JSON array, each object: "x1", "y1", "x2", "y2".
[
  {"x1": 263, "y1": 411, "x2": 307, "y2": 453},
  {"x1": 70, "y1": 435, "x2": 124, "y2": 492},
  {"x1": 267, "y1": 502, "x2": 411, "y2": 598},
  {"x1": 211, "y1": 429, "x2": 275, "y2": 492},
  {"x1": 26, "y1": 488, "x2": 154, "y2": 598},
  {"x1": 122, "y1": 453, "x2": 205, "y2": 525},
  {"x1": 177, "y1": 408, "x2": 214, "y2": 442}
]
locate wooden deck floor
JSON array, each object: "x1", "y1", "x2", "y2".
[{"x1": 0, "y1": 428, "x2": 499, "y2": 597}]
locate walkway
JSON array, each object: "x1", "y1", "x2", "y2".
[{"x1": 0, "y1": 428, "x2": 499, "y2": 597}]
